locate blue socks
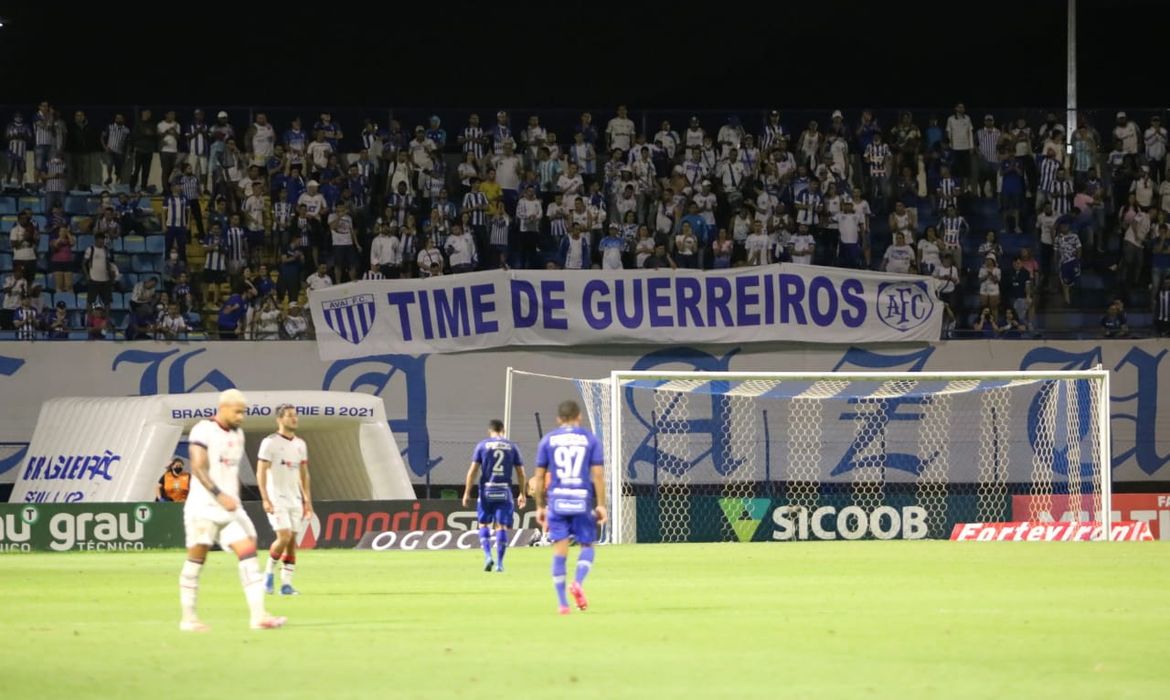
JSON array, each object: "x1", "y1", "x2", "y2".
[
  {"x1": 552, "y1": 555, "x2": 568, "y2": 607},
  {"x1": 575, "y1": 546, "x2": 594, "y2": 585},
  {"x1": 495, "y1": 529, "x2": 508, "y2": 568},
  {"x1": 478, "y1": 526, "x2": 492, "y2": 560}
]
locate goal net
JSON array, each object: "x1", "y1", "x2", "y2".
[{"x1": 504, "y1": 368, "x2": 1111, "y2": 544}]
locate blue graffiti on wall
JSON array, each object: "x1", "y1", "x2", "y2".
[
  {"x1": 622, "y1": 346, "x2": 744, "y2": 480},
  {"x1": 321, "y1": 355, "x2": 439, "y2": 477},
  {"x1": 829, "y1": 346, "x2": 940, "y2": 477},
  {"x1": 112, "y1": 348, "x2": 236, "y2": 395},
  {"x1": 1111, "y1": 346, "x2": 1170, "y2": 476},
  {"x1": 0, "y1": 354, "x2": 28, "y2": 477}
]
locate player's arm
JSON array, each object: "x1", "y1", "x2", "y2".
[
  {"x1": 299, "y1": 458, "x2": 312, "y2": 517},
  {"x1": 462, "y1": 462, "x2": 479, "y2": 508},
  {"x1": 514, "y1": 464, "x2": 527, "y2": 510},
  {"x1": 591, "y1": 464, "x2": 608, "y2": 525},
  {"x1": 188, "y1": 442, "x2": 237, "y2": 511},
  {"x1": 256, "y1": 458, "x2": 274, "y2": 513}
]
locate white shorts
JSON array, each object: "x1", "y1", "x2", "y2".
[
  {"x1": 184, "y1": 505, "x2": 258, "y2": 550},
  {"x1": 267, "y1": 504, "x2": 305, "y2": 536}
]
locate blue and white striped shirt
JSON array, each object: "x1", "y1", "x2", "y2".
[
  {"x1": 224, "y1": 227, "x2": 247, "y2": 264},
  {"x1": 105, "y1": 123, "x2": 130, "y2": 154},
  {"x1": 34, "y1": 113, "x2": 55, "y2": 147},
  {"x1": 203, "y1": 234, "x2": 226, "y2": 272},
  {"x1": 387, "y1": 193, "x2": 414, "y2": 226},
  {"x1": 45, "y1": 160, "x2": 67, "y2": 192},
  {"x1": 348, "y1": 175, "x2": 369, "y2": 210},
  {"x1": 937, "y1": 177, "x2": 959, "y2": 209},
  {"x1": 7, "y1": 122, "x2": 31, "y2": 156},
  {"x1": 1050, "y1": 179, "x2": 1074, "y2": 215},
  {"x1": 490, "y1": 216, "x2": 510, "y2": 247},
  {"x1": 794, "y1": 190, "x2": 822, "y2": 226},
  {"x1": 180, "y1": 174, "x2": 201, "y2": 201},
  {"x1": 1038, "y1": 157, "x2": 1060, "y2": 194},
  {"x1": 164, "y1": 195, "x2": 189, "y2": 228},
  {"x1": 273, "y1": 201, "x2": 292, "y2": 229},
  {"x1": 461, "y1": 126, "x2": 485, "y2": 160},
  {"x1": 491, "y1": 125, "x2": 511, "y2": 156},
  {"x1": 187, "y1": 122, "x2": 209, "y2": 156},
  {"x1": 462, "y1": 192, "x2": 488, "y2": 227}
]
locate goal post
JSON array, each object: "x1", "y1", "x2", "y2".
[{"x1": 505, "y1": 367, "x2": 1112, "y2": 544}]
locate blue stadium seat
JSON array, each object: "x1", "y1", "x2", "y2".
[
  {"x1": 33, "y1": 273, "x2": 48, "y2": 290},
  {"x1": 131, "y1": 255, "x2": 156, "y2": 273},
  {"x1": 32, "y1": 215, "x2": 47, "y2": 230},
  {"x1": 39, "y1": 291, "x2": 52, "y2": 308},
  {"x1": 64, "y1": 196, "x2": 91, "y2": 216},
  {"x1": 68, "y1": 330, "x2": 89, "y2": 340},
  {"x1": 122, "y1": 273, "x2": 139, "y2": 288},
  {"x1": 0, "y1": 197, "x2": 16, "y2": 215},
  {"x1": 19, "y1": 197, "x2": 44, "y2": 214},
  {"x1": 0, "y1": 252, "x2": 11, "y2": 272},
  {"x1": 145, "y1": 235, "x2": 166, "y2": 254},
  {"x1": 37, "y1": 235, "x2": 49, "y2": 254},
  {"x1": 137, "y1": 197, "x2": 153, "y2": 210},
  {"x1": 112, "y1": 292, "x2": 127, "y2": 311},
  {"x1": 122, "y1": 236, "x2": 146, "y2": 254},
  {"x1": 75, "y1": 292, "x2": 88, "y2": 309},
  {"x1": 113, "y1": 184, "x2": 132, "y2": 195},
  {"x1": 76, "y1": 234, "x2": 94, "y2": 252},
  {"x1": 0, "y1": 216, "x2": 16, "y2": 233}
]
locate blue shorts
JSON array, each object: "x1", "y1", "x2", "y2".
[
  {"x1": 1060, "y1": 259, "x2": 1081, "y2": 285},
  {"x1": 477, "y1": 498, "x2": 514, "y2": 528},
  {"x1": 548, "y1": 512, "x2": 597, "y2": 545}
]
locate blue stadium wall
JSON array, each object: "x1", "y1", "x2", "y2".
[{"x1": 0, "y1": 340, "x2": 1168, "y2": 491}]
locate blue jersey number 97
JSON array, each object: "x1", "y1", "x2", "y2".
[{"x1": 553, "y1": 445, "x2": 586, "y2": 483}]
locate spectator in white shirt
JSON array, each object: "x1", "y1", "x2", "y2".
[
  {"x1": 1114, "y1": 112, "x2": 1139, "y2": 155},
  {"x1": 606, "y1": 105, "x2": 635, "y2": 155},
  {"x1": 946, "y1": 103, "x2": 974, "y2": 188},
  {"x1": 445, "y1": 223, "x2": 477, "y2": 272},
  {"x1": 1144, "y1": 115, "x2": 1167, "y2": 182},
  {"x1": 305, "y1": 264, "x2": 332, "y2": 291},
  {"x1": 370, "y1": 224, "x2": 402, "y2": 278},
  {"x1": 306, "y1": 131, "x2": 333, "y2": 175},
  {"x1": 557, "y1": 162, "x2": 585, "y2": 212}
]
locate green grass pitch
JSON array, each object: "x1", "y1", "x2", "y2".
[{"x1": 1, "y1": 542, "x2": 1167, "y2": 699}]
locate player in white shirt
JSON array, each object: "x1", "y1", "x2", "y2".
[
  {"x1": 257, "y1": 404, "x2": 313, "y2": 596},
  {"x1": 178, "y1": 389, "x2": 286, "y2": 632}
]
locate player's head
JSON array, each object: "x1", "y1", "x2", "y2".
[
  {"x1": 488, "y1": 419, "x2": 504, "y2": 436},
  {"x1": 276, "y1": 403, "x2": 298, "y2": 433},
  {"x1": 216, "y1": 388, "x2": 248, "y2": 429},
  {"x1": 556, "y1": 400, "x2": 582, "y2": 426}
]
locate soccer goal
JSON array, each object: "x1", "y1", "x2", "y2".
[{"x1": 504, "y1": 368, "x2": 1112, "y2": 544}]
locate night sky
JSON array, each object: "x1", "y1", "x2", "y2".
[{"x1": 0, "y1": 0, "x2": 1165, "y2": 111}]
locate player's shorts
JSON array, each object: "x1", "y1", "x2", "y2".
[
  {"x1": 184, "y1": 504, "x2": 258, "y2": 550},
  {"x1": 477, "y1": 498, "x2": 514, "y2": 528},
  {"x1": 548, "y1": 512, "x2": 597, "y2": 546},
  {"x1": 267, "y1": 504, "x2": 305, "y2": 536}
]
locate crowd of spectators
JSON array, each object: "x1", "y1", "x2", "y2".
[{"x1": 3, "y1": 101, "x2": 1170, "y2": 339}]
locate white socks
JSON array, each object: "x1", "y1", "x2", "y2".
[
  {"x1": 179, "y1": 559, "x2": 203, "y2": 622},
  {"x1": 238, "y1": 556, "x2": 267, "y2": 623}
]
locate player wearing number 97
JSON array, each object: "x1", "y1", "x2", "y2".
[
  {"x1": 463, "y1": 419, "x2": 526, "y2": 572},
  {"x1": 534, "y1": 400, "x2": 607, "y2": 615}
]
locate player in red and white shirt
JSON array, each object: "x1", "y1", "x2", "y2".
[
  {"x1": 257, "y1": 404, "x2": 312, "y2": 596},
  {"x1": 179, "y1": 389, "x2": 286, "y2": 632}
]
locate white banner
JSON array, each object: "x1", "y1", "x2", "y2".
[{"x1": 308, "y1": 264, "x2": 942, "y2": 359}]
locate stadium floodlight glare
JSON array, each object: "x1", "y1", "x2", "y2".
[{"x1": 505, "y1": 367, "x2": 1112, "y2": 544}]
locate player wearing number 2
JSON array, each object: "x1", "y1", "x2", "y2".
[
  {"x1": 463, "y1": 419, "x2": 527, "y2": 572},
  {"x1": 534, "y1": 400, "x2": 607, "y2": 615}
]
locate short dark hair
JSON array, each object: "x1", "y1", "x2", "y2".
[
  {"x1": 557, "y1": 400, "x2": 581, "y2": 421},
  {"x1": 488, "y1": 419, "x2": 504, "y2": 433}
]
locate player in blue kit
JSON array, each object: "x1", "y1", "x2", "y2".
[
  {"x1": 463, "y1": 420, "x2": 527, "y2": 572},
  {"x1": 534, "y1": 400, "x2": 607, "y2": 615}
]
